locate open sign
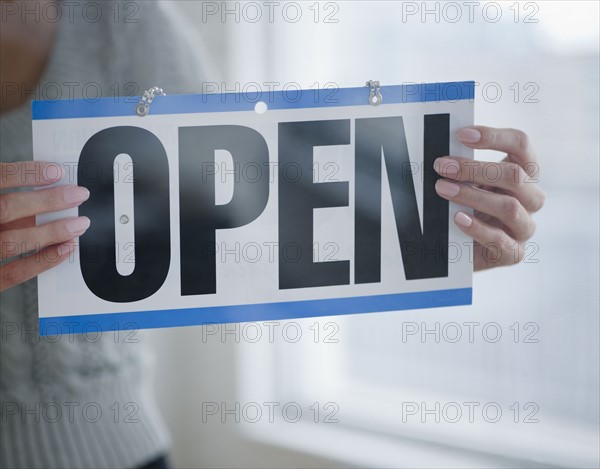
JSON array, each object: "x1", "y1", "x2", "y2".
[{"x1": 33, "y1": 82, "x2": 474, "y2": 334}]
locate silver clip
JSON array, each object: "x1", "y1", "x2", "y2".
[
  {"x1": 135, "y1": 86, "x2": 166, "y2": 117},
  {"x1": 366, "y1": 80, "x2": 382, "y2": 106}
]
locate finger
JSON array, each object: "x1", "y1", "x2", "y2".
[
  {"x1": 434, "y1": 157, "x2": 545, "y2": 212},
  {"x1": 0, "y1": 162, "x2": 64, "y2": 190},
  {"x1": 1, "y1": 216, "x2": 35, "y2": 232},
  {"x1": 435, "y1": 179, "x2": 536, "y2": 242},
  {"x1": 453, "y1": 211, "x2": 524, "y2": 271},
  {"x1": 1, "y1": 216, "x2": 90, "y2": 260},
  {"x1": 0, "y1": 185, "x2": 90, "y2": 224},
  {"x1": 0, "y1": 241, "x2": 76, "y2": 292},
  {"x1": 456, "y1": 126, "x2": 538, "y2": 175}
]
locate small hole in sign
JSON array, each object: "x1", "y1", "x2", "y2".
[{"x1": 254, "y1": 101, "x2": 268, "y2": 114}]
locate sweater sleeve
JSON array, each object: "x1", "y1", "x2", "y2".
[{"x1": 105, "y1": 1, "x2": 218, "y2": 97}]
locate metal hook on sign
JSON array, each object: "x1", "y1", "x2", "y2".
[
  {"x1": 135, "y1": 86, "x2": 166, "y2": 117},
  {"x1": 366, "y1": 80, "x2": 382, "y2": 106}
]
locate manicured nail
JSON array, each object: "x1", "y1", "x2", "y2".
[
  {"x1": 434, "y1": 157, "x2": 460, "y2": 177},
  {"x1": 435, "y1": 179, "x2": 460, "y2": 197},
  {"x1": 57, "y1": 242, "x2": 76, "y2": 257},
  {"x1": 43, "y1": 163, "x2": 64, "y2": 182},
  {"x1": 457, "y1": 128, "x2": 481, "y2": 143},
  {"x1": 66, "y1": 216, "x2": 91, "y2": 235},
  {"x1": 63, "y1": 186, "x2": 90, "y2": 205},
  {"x1": 455, "y1": 211, "x2": 473, "y2": 228}
]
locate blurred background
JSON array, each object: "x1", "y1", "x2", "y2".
[{"x1": 143, "y1": 1, "x2": 600, "y2": 467}]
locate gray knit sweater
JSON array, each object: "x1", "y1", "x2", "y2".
[{"x1": 0, "y1": 3, "x2": 209, "y2": 468}]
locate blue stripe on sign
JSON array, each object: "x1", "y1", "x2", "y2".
[
  {"x1": 38, "y1": 288, "x2": 472, "y2": 335},
  {"x1": 32, "y1": 81, "x2": 475, "y2": 120}
]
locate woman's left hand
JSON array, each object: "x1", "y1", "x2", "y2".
[{"x1": 434, "y1": 126, "x2": 545, "y2": 271}]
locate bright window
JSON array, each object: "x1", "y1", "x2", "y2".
[{"x1": 204, "y1": 1, "x2": 600, "y2": 466}]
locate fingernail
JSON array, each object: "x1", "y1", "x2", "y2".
[
  {"x1": 455, "y1": 211, "x2": 473, "y2": 228},
  {"x1": 57, "y1": 242, "x2": 76, "y2": 257},
  {"x1": 66, "y1": 216, "x2": 91, "y2": 235},
  {"x1": 457, "y1": 128, "x2": 481, "y2": 143},
  {"x1": 434, "y1": 157, "x2": 460, "y2": 177},
  {"x1": 63, "y1": 186, "x2": 90, "y2": 205},
  {"x1": 436, "y1": 179, "x2": 460, "y2": 197},
  {"x1": 43, "y1": 163, "x2": 64, "y2": 182}
]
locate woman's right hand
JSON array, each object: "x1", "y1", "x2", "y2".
[{"x1": 0, "y1": 161, "x2": 91, "y2": 292}]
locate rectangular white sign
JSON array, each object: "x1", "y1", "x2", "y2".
[{"x1": 33, "y1": 82, "x2": 474, "y2": 335}]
